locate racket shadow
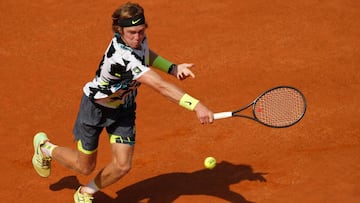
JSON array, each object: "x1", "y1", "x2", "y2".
[{"x1": 50, "y1": 161, "x2": 267, "y2": 203}]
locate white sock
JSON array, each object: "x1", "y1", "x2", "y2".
[
  {"x1": 82, "y1": 180, "x2": 100, "y2": 194},
  {"x1": 41, "y1": 141, "x2": 57, "y2": 157}
]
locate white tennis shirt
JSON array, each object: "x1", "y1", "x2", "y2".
[{"x1": 83, "y1": 34, "x2": 150, "y2": 108}]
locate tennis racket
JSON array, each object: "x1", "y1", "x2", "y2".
[{"x1": 214, "y1": 86, "x2": 306, "y2": 128}]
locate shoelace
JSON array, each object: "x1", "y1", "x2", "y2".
[
  {"x1": 41, "y1": 157, "x2": 51, "y2": 168},
  {"x1": 78, "y1": 193, "x2": 94, "y2": 203}
]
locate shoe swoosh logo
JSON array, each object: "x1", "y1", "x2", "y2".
[
  {"x1": 132, "y1": 18, "x2": 142, "y2": 24},
  {"x1": 184, "y1": 101, "x2": 192, "y2": 105}
]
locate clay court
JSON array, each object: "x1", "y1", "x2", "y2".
[{"x1": 1, "y1": 0, "x2": 359, "y2": 202}]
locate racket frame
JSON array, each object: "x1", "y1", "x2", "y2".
[{"x1": 214, "y1": 86, "x2": 307, "y2": 128}]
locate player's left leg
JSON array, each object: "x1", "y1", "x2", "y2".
[
  {"x1": 96, "y1": 142, "x2": 135, "y2": 188},
  {"x1": 75, "y1": 121, "x2": 136, "y2": 201},
  {"x1": 75, "y1": 142, "x2": 134, "y2": 199}
]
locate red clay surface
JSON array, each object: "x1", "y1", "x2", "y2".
[{"x1": 1, "y1": 0, "x2": 359, "y2": 202}]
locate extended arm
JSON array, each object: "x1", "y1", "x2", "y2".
[{"x1": 136, "y1": 69, "x2": 213, "y2": 124}]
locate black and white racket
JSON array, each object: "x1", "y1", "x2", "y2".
[{"x1": 214, "y1": 86, "x2": 306, "y2": 128}]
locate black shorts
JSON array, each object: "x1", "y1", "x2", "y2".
[{"x1": 73, "y1": 94, "x2": 136, "y2": 154}]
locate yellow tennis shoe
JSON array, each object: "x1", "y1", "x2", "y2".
[
  {"x1": 32, "y1": 132, "x2": 51, "y2": 177},
  {"x1": 74, "y1": 187, "x2": 94, "y2": 203}
]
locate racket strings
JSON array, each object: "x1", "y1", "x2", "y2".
[{"x1": 254, "y1": 88, "x2": 305, "y2": 127}]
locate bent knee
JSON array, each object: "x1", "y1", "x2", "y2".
[{"x1": 113, "y1": 162, "x2": 132, "y2": 176}]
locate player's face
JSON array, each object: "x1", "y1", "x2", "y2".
[{"x1": 121, "y1": 25, "x2": 146, "y2": 49}]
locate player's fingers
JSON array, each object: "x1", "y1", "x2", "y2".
[
  {"x1": 180, "y1": 70, "x2": 195, "y2": 79},
  {"x1": 177, "y1": 73, "x2": 183, "y2": 80},
  {"x1": 200, "y1": 114, "x2": 213, "y2": 124},
  {"x1": 186, "y1": 70, "x2": 195, "y2": 78},
  {"x1": 209, "y1": 113, "x2": 214, "y2": 123},
  {"x1": 183, "y1": 63, "x2": 194, "y2": 69}
]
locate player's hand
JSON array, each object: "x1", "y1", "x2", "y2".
[
  {"x1": 175, "y1": 63, "x2": 195, "y2": 80},
  {"x1": 194, "y1": 102, "x2": 214, "y2": 124}
]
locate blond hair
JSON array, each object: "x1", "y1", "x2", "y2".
[{"x1": 111, "y1": 2, "x2": 148, "y2": 33}]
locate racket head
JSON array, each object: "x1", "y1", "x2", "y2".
[{"x1": 252, "y1": 86, "x2": 306, "y2": 128}]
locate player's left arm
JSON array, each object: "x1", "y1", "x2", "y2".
[{"x1": 149, "y1": 49, "x2": 195, "y2": 80}]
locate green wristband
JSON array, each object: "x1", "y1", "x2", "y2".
[
  {"x1": 152, "y1": 56, "x2": 173, "y2": 73},
  {"x1": 179, "y1": 94, "x2": 200, "y2": 111}
]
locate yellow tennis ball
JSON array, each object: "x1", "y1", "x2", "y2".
[{"x1": 204, "y1": 157, "x2": 216, "y2": 169}]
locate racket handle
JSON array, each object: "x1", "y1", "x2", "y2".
[{"x1": 214, "y1": 112, "x2": 233, "y2": 120}]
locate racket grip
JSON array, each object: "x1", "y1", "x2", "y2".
[{"x1": 213, "y1": 112, "x2": 233, "y2": 120}]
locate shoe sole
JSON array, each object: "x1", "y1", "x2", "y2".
[{"x1": 32, "y1": 132, "x2": 50, "y2": 177}]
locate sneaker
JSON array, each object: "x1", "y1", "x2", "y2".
[
  {"x1": 32, "y1": 132, "x2": 52, "y2": 177},
  {"x1": 74, "y1": 187, "x2": 94, "y2": 203}
]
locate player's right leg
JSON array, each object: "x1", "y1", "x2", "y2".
[
  {"x1": 32, "y1": 132, "x2": 98, "y2": 177},
  {"x1": 32, "y1": 94, "x2": 102, "y2": 178},
  {"x1": 51, "y1": 141, "x2": 98, "y2": 175}
]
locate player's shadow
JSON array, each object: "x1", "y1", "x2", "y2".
[{"x1": 50, "y1": 161, "x2": 267, "y2": 203}]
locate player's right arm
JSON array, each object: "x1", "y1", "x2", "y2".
[{"x1": 136, "y1": 69, "x2": 213, "y2": 124}]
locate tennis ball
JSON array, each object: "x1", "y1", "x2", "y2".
[{"x1": 204, "y1": 157, "x2": 217, "y2": 169}]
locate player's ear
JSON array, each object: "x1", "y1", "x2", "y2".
[{"x1": 116, "y1": 27, "x2": 123, "y2": 35}]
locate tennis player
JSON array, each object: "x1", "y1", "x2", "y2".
[{"x1": 32, "y1": 2, "x2": 213, "y2": 203}]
